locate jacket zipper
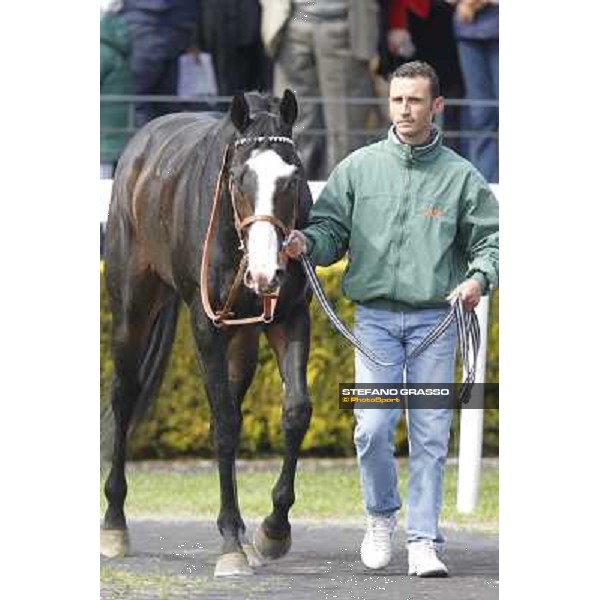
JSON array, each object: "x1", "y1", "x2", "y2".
[{"x1": 394, "y1": 150, "x2": 413, "y2": 299}]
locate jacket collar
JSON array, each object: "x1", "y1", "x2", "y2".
[{"x1": 387, "y1": 124, "x2": 442, "y2": 162}]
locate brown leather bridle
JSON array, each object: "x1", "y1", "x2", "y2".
[{"x1": 200, "y1": 136, "x2": 297, "y2": 327}]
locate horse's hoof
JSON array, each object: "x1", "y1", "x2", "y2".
[
  {"x1": 100, "y1": 528, "x2": 130, "y2": 558},
  {"x1": 253, "y1": 524, "x2": 292, "y2": 560},
  {"x1": 241, "y1": 539, "x2": 265, "y2": 568},
  {"x1": 214, "y1": 552, "x2": 253, "y2": 577}
]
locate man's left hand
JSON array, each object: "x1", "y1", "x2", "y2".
[{"x1": 447, "y1": 278, "x2": 483, "y2": 311}]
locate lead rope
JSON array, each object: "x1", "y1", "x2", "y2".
[
  {"x1": 404, "y1": 296, "x2": 481, "y2": 404},
  {"x1": 298, "y1": 254, "x2": 394, "y2": 367},
  {"x1": 299, "y1": 250, "x2": 480, "y2": 401},
  {"x1": 300, "y1": 244, "x2": 481, "y2": 404},
  {"x1": 203, "y1": 131, "x2": 480, "y2": 372},
  {"x1": 455, "y1": 298, "x2": 481, "y2": 404}
]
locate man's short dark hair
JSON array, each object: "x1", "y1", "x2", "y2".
[{"x1": 391, "y1": 61, "x2": 440, "y2": 99}]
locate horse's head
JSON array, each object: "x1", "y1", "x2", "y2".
[{"x1": 227, "y1": 90, "x2": 302, "y2": 296}]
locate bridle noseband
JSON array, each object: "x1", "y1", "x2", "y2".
[{"x1": 200, "y1": 135, "x2": 297, "y2": 328}]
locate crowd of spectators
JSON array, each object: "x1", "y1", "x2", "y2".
[{"x1": 101, "y1": 0, "x2": 499, "y2": 182}]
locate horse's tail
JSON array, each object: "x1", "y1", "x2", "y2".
[{"x1": 101, "y1": 293, "x2": 181, "y2": 465}]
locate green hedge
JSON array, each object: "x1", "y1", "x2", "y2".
[{"x1": 100, "y1": 264, "x2": 499, "y2": 459}]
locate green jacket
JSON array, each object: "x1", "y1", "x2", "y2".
[
  {"x1": 303, "y1": 127, "x2": 499, "y2": 311},
  {"x1": 100, "y1": 12, "x2": 133, "y2": 164}
]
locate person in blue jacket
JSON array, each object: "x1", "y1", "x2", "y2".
[{"x1": 450, "y1": 0, "x2": 499, "y2": 182}]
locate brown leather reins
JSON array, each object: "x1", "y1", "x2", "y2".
[{"x1": 200, "y1": 136, "x2": 296, "y2": 327}]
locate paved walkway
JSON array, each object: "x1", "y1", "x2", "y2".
[{"x1": 101, "y1": 519, "x2": 498, "y2": 599}]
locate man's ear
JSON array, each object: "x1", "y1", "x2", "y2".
[
  {"x1": 279, "y1": 89, "x2": 298, "y2": 129},
  {"x1": 432, "y1": 96, "x2": 445, "y2": 117},
  {"x1": 230, "y1": 93, "x2": 251, "y2": 132}
]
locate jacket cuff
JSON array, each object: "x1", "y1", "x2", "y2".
[
  {"x1": 468, "y1": 271, "x2": 489, "y2": 294},
  {"x1": 303, "y1": 232, "x2": 316, "y2": 259}
]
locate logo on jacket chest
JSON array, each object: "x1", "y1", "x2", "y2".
[{"x1": 423, "y1": 204, "x2": 445, "y2": 218}]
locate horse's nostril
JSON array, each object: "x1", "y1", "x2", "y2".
[
  {"x1": 245, "y1": 269, "x2": 284, "y2": 294},
  {"x1": 258, "y1": 276, "x2": 280, "y2": 295}
]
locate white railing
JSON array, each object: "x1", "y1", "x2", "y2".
[
  {"x1": 100, "y1": 180, "x2": 499, "y2": 513},
  {"x1": 456, "y1": 183, "x2": 498, "y2": 513}
]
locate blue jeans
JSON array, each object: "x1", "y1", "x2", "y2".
[
  {"x1": 457, "y1": 39, "x2": 499, "y2": 183},
  {"x1": 353, "y1": 305, "x2": 457, "y2": 545}
]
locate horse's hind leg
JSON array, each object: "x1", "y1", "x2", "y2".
[
  {"x1": 254, "y1": 304, "x2": 312, "y2": 560},
  {"x1": 101, "y1": 273, "x2": 179, "y2": 558}
]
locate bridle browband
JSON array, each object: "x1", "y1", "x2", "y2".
[
  {"x1": 234, "y1": 135, "x2": 295, "y2": 149},
  {"x1": 200, "y1": 135, "x2": 297, "y2": 327}
]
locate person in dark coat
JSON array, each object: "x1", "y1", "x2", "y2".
[
  {"x1": 120, "y1": 0, "x2": 199, "y2": 126},
  {"x1": 197, "y1": 0, "x2": 272, "y2": 100}
]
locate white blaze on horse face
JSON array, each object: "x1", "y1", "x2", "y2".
[{"x1": 245, "y1": 149, "x2": 296, "y2": 291}]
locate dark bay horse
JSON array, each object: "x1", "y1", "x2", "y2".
[{"x1": 100, "y1": 91, "x2": 313, "y2": 577}]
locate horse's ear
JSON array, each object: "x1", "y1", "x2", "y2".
[
  {"x1": 279, "y1": 89, "x2": 298, "y2": 128},
  {"x1": 230, "y1": 93, "x2": 251, "y2": 132}
]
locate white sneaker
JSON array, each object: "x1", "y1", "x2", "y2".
[
  {"x1": 407, "y1": 539, "x2": 448, "y2": 577},
  {"x1": 360, "y1": 513, "x2": 396, "y2": 569}
]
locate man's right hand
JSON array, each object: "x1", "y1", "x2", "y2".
[{"x1": 282, "y1": 230, "x2": 308, "y2": 259}]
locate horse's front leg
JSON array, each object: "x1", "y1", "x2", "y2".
[
  {"x1": 189, "y1": 304, "x2": 252, "y2": 577},
  {"x1": 254, "y1": 304, "x2": 312, "y2": 559}
]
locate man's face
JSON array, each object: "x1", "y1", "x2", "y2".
[{"x1": 389, "y1": 76, "x2": 444, "y2": 144}]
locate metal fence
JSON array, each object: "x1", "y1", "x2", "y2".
[{"x1": 100, "y1": 94, "x2": 499, "y2": 149}]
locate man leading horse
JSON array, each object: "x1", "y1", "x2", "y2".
[{"x1": 284, "y1": 60, "x2": 499, "y2": 577}]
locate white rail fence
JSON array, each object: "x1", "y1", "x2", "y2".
[{"x1": 100, "y1": 180, "x2": 499, "y2": 514}]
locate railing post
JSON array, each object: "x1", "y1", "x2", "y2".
[{"x1": 456, "y1": 294, "x2": 490, "y2": 513}]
